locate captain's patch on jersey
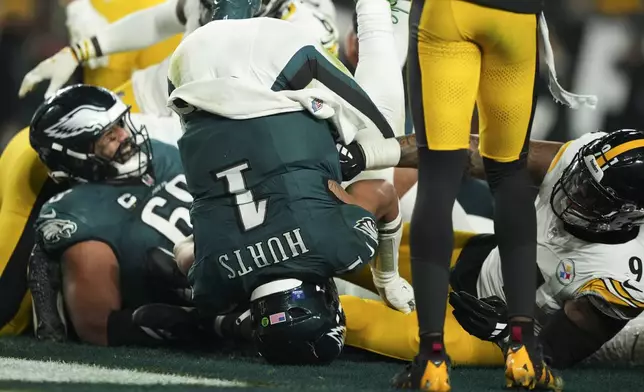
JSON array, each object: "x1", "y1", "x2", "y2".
[
  {"x1": 37, "y1": 218, "x2": 78, "y2": 244},
  {"x1": 556, "y1": 259, "x2": 575, "y2": 285},
  {"x1": 353, "y1": 217, "x2": 378, "y2": 243}
]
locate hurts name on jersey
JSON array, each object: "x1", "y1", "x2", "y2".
[{"x1": 218, "y1": 228, "x2": 310, "y2": 279}]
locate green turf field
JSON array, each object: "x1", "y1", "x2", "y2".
[{"x1": 0, "y1": 336, "x2": 641, "y2": 391}]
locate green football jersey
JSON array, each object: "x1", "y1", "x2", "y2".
[
  {"x1": 179, "y1": 111, "x2": 376, "y2": 315},
  {"x1": 35, "y1": 141, "x2": 192, "y2": 308}
]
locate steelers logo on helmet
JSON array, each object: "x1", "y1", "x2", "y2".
[
  {"x1": 550, "y1": 129, "x2": 644, "y2": 233},
  {"x1": 29, "y1": 84, "x2": 153, "y2": 184},
  {"x1": 249, "y1": 278, "x2": 346, "y2": 365}
]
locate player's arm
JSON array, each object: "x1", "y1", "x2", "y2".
[
  {"x1": 80, "y1": 0, "x2": 185, "y2": 58},
  {"x1": 394, "y1": 134, "x2": 564, "y2": 186},
  {"x1": 62, "y1": 240, "x2": 208, "y2": 347},
  {"x1": 19, "y1": 0, "x2": 185, "y2": 98},
  {"x1": 539, "y1": 296, "x2": 637, "y2": 368},
  {"x1": 60, "y1": 240, "x2": 121, "y2": 345}
]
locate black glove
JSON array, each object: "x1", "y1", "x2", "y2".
[
  {"x1": 132, "y1": 303, "x2": 215, "y2": 345},
  {"x1": 336, "y1": 142, "x2": 366, "y2": 182},
  {"x1": 28, "y1": 243, "x2": 68, "y2": 342},
  {"x1": 144, "y1": 247, "x2": 193, "y2": 306},
  {"x1": 449, "y1": 291, "x2": 509, "y2": 343}
]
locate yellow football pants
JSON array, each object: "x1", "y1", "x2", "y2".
[
  {"x1": 340, "y1": 228, "x2": 504, "y2": 366},
  {"x1": 410, "y1": 0, "x2": 538, "y2": 162}
]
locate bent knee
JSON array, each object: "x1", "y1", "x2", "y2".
[{"x1": 346, "y1": 179, "x2": 399, "y2": 220}]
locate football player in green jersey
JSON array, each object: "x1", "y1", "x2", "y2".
[{"x1": 28, "y1": 84, "x2": 206, "y2": 347}]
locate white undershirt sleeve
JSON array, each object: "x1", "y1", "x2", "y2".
[{"x1": 94, "y1": 0, "x2": 185, "y2": 55}]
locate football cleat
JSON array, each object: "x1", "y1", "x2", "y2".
[
  {"x1": 392, "y1": 352, "x2": 451, "y2": 391},
  {"x1": 505, "y1": 343, "x2": 564, "y2": 391}
]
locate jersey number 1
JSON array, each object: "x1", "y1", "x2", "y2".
[{"x1": 214, "y1": 162, "x2": 267, "y2": 231}]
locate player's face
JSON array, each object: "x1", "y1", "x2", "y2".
[{"x1": 94, "y1": 123, "x2": 135, "y2": 164}]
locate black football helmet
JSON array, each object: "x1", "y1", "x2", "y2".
[
  {"x1": 550, "y1": 129, "x2": 644, "y2": 232},
  {"x1": 29, "y1": 84, "x2": 152, "y2": 184},
  {"x1": 250, "y1": 278, "x2": 346, "y2": 365}
]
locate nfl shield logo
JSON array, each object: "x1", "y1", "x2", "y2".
[{"x1": 311, "y1": 98, "x2": 324, "y2": 113}]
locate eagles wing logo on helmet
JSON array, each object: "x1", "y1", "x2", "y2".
[
  {"x1": 43, "y1": 104, "x2": 112, "y2": 140},
  {"x1": 37, "y1": 213, "x2": 78, "y2": 244},
  {"x1": 325, "y1": 326, "x2": 346, "y2": 350}
]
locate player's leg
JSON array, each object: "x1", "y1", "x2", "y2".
[
  {"x1": 342, "y1": 295, "x2": 505, "y2": 365},
  {"x1": 470, "y1": 5, "x2": 561, "y2": 390},
  {"x1": 0, "y1": 130, "x2": 63, "y2": 336},
  {"x1": 394, "y1": 0, "x2": 480, "y2": 389},
  {"x1": 343, "y1": 229, "x2": 479, "y2": 293},
  {"x1": 329, "y1": 179, "x2": 413, "y2": 313},
  {"x1": 352, "y1": 0, "x2": 405, "y2": 137}
]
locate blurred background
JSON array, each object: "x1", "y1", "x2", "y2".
[{"x1": 3, "y1": 0, "x2": 644, "y2": 153}]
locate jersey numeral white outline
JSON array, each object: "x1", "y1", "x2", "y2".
[
  {"x1": 215, "y1": 162, "x2": 267, "y2": 231},
  {"x1": 118, "y1": 174, "x2": 193, "y2": 245}
]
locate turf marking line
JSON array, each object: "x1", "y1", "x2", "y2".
[{"x1": 0, "y1": 357, "x2": 246, "y2": 387}]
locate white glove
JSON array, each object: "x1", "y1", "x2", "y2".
[
  {"x1": 65, "y1": 0, "x2": 110, "y2": 70},
  {"x1": 374, "y1": 274, "x2": 416, "y2": 314},
  {"x1": 19, "y1": 47, "x2": 80, "y2": 99}
]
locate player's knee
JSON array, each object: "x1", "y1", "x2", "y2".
[
  {"x1": 346, "y1": 179, "x2": 399, "y2": 221},
  {"x1": 376, "y1": 180, "x2": 399, "y2": 221},
  {"x1": 482, "y1": 156, "x2": 529, "y2": 193}
]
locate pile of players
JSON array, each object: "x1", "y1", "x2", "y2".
[{"x1": 1, "y1": 0, "x2": 644, "y2": 391}]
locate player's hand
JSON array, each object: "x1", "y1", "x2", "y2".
[
  {"x1": 336, "y1": 142, "x2": 366, "y2": 182},
  {"x1": 64, "y1": 0, "x2": 110, "y2": 70},
  {"x1": 375, "y1": 275, "x2": 416, "y2": 314},
  {"x1": 132, "y1": 303, "x2": 214, "y2": 345},
  {"x1": 449, "y1": 291, "x2": 509, "y2": 343},
  {"x1": 19, "y1": 47, "x2": 80, "y2": 99},
  {"x1": 145, "y1": 247, "x2": 193, "y2": 306}
]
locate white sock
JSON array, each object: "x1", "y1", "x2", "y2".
[
  {"x1": 390, "y1": 0, "x2": 411, "y2": 67},
  {"x1": 371, "y1": 207, "x2": 403, "y2": 286},
  {"x1": 354, "y1": 0, "x2": 406, "y2": 137}
]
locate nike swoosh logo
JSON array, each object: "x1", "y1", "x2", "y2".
[
  {"x1": 366, "y1": 243, "x2": 375, "y2": 258},
  {"x1": 40, "y1": 210, "x2": 56, "y2": 219},
  {"x1": 623, "y1": 280, "x2": 643, "y2": 293}
]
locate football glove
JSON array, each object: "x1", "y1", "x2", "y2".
[
  {"x1": 19, "y1": 47, "x2": 79, "y2": 99},
  {"x1": 449, "y1": 290, "x2": 509, "y2": 343},
  {"x1": 374, "y1": 274, "x2": 416, "y2": 314},
  {"x1": 144, "y1": 247, "x2": 193, "y2": 306},
  {"x1": 64, "y1": 0, "x2": 110, "y2": 70},
  {"x1": 336, "y1": 142, "x2": 366, "y2": 182},
  {"x1": 28, "y1": 243, "x2": 68, "y2": 342},
  {"x1": 132, "y1": 303, "x2": 214, "y2": 345}
]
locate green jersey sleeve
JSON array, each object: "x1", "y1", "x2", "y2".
[{"x1": 34, "y1": 189, "x2": 100, "y2": 258}]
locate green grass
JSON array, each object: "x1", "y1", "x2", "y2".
[{"x1": 0, "y1": 336, "x2": 641, "y2": 391}]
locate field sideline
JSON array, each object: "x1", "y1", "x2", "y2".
[{"x1": 0, "y1": 336, "x2": 641, "y2": 391}]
